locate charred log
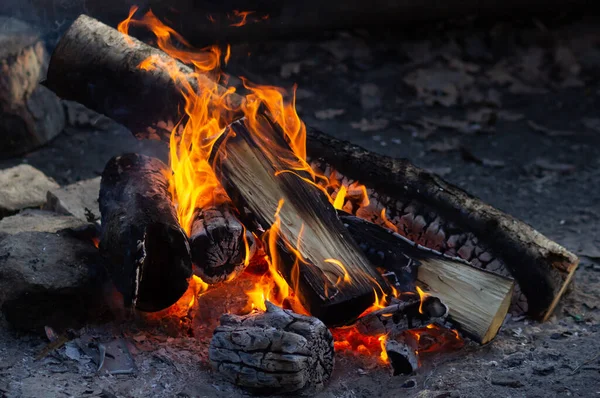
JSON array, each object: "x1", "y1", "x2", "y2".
[
  {"x1": 99, "y1": 153, "x2": 192, "y2": 312},
  {"x1": 210, "y1": 117, "x2": 389, "y2": 326},
  {"x1": 190, "y1": 202, "x2": 257, "y2": 284},
  {"x1": 46, "y1": 15, "x2": 579, "y2": 320},
  {"x1": 385, "y1": 336, "x2": 420, "y2": 375},
  {"x1": 356, "y1": 294, "x2": 448, "y2": 338},
  {"x1": 209, "y1": 301, "x2": 334, "y2": 394},
  {"x1": 342, "y1": 214, "x2": 513, "y2": 344},
  {"x1": 1, "y1": 17, "x2": 64, "y2": 159}
]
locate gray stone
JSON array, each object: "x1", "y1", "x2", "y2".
[
  {"x1": 0, "y1": 164, "x2": 59, "y2": 217},
  {"x1": 0, "y1": 231, "x2": 101, "y2": 332},
  {"x1": 491, "y1": 372, "x2": 525, "y2": 388},
  {"x1": 44, "y1": 177, "x2": 101, "y2": 222},
  {"x1": 0, "y1": 209, "x2": 86, "y2": 240}
]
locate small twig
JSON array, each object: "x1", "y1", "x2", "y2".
[{"x1": 571, "y1": 352, "x2": 600, "y2": 375}]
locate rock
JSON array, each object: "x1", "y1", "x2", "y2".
[
  {"x1": 532, "y1": 364, "x2": 555, "y2": 376},
  {"x1": 491, "y1": 372, "x2": 525, "y2": 388},
  {"x1": 44, "y1": 177, "x2": 101, "y2": 222},
  {"x1": 0, "y1": 231, "x2": 102, "y2": 333},
  {"x1": 0, "y1": 164, "x2": 59, "y2": 218},
  {"x1": 0, "y1": 209, "x2": 86, "y2": 240}
]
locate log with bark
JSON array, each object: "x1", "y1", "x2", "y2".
[
  {"x1": 99, "y1": 153, "x2": 193, "y2": 312},
  {"x1": 209, "y1": 301, "x2": 334, "y2": 394},
  {"x1": 1, "y1": 17, "x2": 64, "y2": 159},
  {"x1": 46, "y1": 15, "x2": 579, "y2": 321},
  {"x1": 209, "y1": 117, "x2": 390, "y2": 326},
  {"x1": 342, "y1": 214, "x2": 514, "y2": 344},
  {"x1": 189, "y1": 201, "x2": 257, "y2": 284},
  {"x1": 356, "y1": 294, "x2": 448, "y2": 338}
]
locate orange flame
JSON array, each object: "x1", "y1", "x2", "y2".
[{"x1": 119, "y1": 7, "x2": 462, "y2": 366}]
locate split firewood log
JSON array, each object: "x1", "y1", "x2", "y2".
[
  {"x1": 0, "y1": 17, "x2": 64, "y2": 159},
  {"x1": 99, "y1": 153, "x2": 192, "y2": 312},
  {"x1": 46, "y1": 14, "x2": 579, "y2": 321},
  {"x1": 209, "y1": 117, "x2": 390, "y2": 326},
  {"x1": 209, "y1": 301, "x2": 334, "y2": 395},
  {"x1": 341, "y1": 214, "x2": 514, "y2": 344},
  {"x1": 189, "y1": 202, "x2": 257, "y2": 284},
  {"x1": 356, "y1": 294, "x2": 448, "y2": 338}
]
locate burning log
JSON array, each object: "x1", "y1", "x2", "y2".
[
  {"x1": 309, "y1": 130, "x2": 579, "y2": 320},
  {"x1": 385, "y1": 336, "x2": 420, "y2": 375},
  {"x1": 190, "y1": 202, "x2": 257, "y2": 284},
  {"x1": 342, "y1": 214, "x2": 514, "y2": 344},
  {"x1": 99, "y1": 153, "x2": 193, "y2": 312},
  {"x1": 46, "y1": 14, "x2": 579, "y2": 320},
  {"x1": 210, "y1": 117, "x2": 389, "y2": 326},
  {"x1": 209, "y1": 301, "x2": 334, "y2": 394},
  {"x1": 0, "y1": 17, "x2": 64, "y2": 159},
  {"x1": 356, "y1": 294, "x2": 448, "y2": 338}
]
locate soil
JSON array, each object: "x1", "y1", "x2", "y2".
[{"x1": 1, "y1": 13, "x2": 600, "y2": 398}]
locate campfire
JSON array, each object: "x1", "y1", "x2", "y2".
[{"x1": 0, "y1": 6, "x2": 582, "y2": 396}]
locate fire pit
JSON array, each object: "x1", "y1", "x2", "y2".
[{"x1": 1, "y1": 6, "x2": 597, "y2": 398}]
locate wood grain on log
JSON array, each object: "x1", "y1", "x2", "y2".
[
  {"x1": 209, "y1": 301, "x2": 334, "y2": 394},
  {"x1": 1, "y1": 17, "x2": 64, "y2": 159},
  {"x1": 99, "y1": 153, "x2": 192, "y2": 312},
  {"x1": 46, "y1": 15, "x2": 578, "y2": 320},
  {"x1": 210, "y1": 117, "x2": 389, "y2": 326},
  {"x1": 190, "y1": 202, "x2": 257, "y2": 283},
  {"x1": 342, "y1": 214, "x2": 513, "y2": 344},
  {"x1": 356, "y1": 294, "x2": 448, "y2": 338}
]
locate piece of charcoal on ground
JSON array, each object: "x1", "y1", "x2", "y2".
[{"x1": 209, "y1": 302, "x2": 334, "y2": 395}]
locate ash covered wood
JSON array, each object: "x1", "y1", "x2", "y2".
[
  {"x1": 210, "y1": 117, "x2": 389, "y2": 326},
  {"x1": 46, "y1": 14, "x2": 578, "y2": 321},
  {"x1": 99, "y1": 153, "x2": 192, "y2": 312},
  {"x1": 209, "y1": 302, "x2": 334, "y2": 394},
  {"x1": 356, "y1": 294, "x2": 448, "y2": 338},
  {"x1": 190, "y1": 202, "x2": 256, "y2": 284},
  {"x1": 1, "y1": 17, "x2": 64, "y2": 159},
  {"x1": 385, "y1": 336, "x2": 420, "y2": 375},
  {"x1": 342, "y1": 214, "x2": 513, "y2": 344}
]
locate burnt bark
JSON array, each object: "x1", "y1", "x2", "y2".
[
  {"x1": 356, "y1": 294, "x2": 448, "y2": 338},
  {"x1": 0, "y1": 17, "x2": 64, "y2": 159},
  {"x1": 99, "y1": 153, "x2": 192, "y2": 312},
  {"x1": 47, "y1": 15, "x2": 578, "y2": 320},
  {"x1": 190, "y1": 202, "x2": 257, "y2": 283},
  {"x1": 385, "y1": 337, "x2": 420, "y2": 375},
  {"x1": 209, "y1": 301, "x2": 334, "y2": 395}
]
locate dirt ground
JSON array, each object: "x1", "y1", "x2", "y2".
[{"x1": 1, "y1": 13, "x2": 600, "y2": 398}]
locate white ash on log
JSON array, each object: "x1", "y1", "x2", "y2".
[
  {"x1": 45, "y1": 14, "x2": 578, "y2": 320},
  {"x1": 342, "y1": 214, "x2": 513, "y2": 344},
  {"x1": 210, "y1": 117, "x2": 390, "y2": 326},
  {"x1": 356, "y1": 294, "x2": 448, "y2": 338},
  {"x1": 209, "y1": 301, "x2": 334, "y2": 394},
  {"x1": 99, "y1": 153, "x2": 192, "y2": 312},
  {"x1": 190, "y1": 202, "x2": 257, "y2": 284},
  {"x1": 385, "y1": 336, "x2": 420, "y2": 375},
  {"x1": 0, "y1": 17, "x2": 64, "y2": 159}
]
